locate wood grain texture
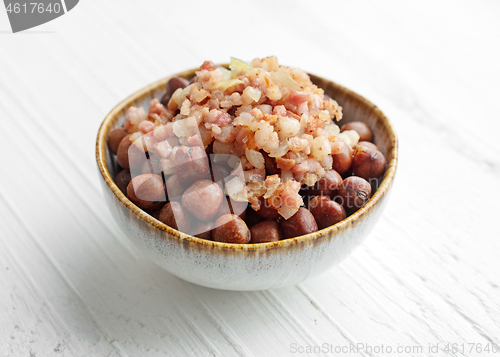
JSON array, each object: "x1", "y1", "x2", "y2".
[{"x1": 1, "y1": 0, "x2": 499, "y2": 356}]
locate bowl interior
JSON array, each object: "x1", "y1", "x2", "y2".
[{"x1": 96, "y1": 67, "x2": 398, "y2": 250}]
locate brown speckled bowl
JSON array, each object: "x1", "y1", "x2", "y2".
[{"x1": 95, "y1": 66, "x2": 398, "y2": 291}]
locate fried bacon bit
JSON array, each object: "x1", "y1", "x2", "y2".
[
  {"x1": 153, "y1": 124, "x2": 172, "y2": 141},
  {"x1": 187, "y1": 134, "x2": 203, "y2": 147},
  {"x1": 214, "y1": 123, "x2": 238, "y2": 143},
  {"x1": 267, "y1": 180, "x2": 303, "y2": 219},
  {"x1": 285, "y1": 110, "x2": 301, "y2": 120},
  {"x1": 208, "y1": 99, "x2": 220, "y2": 111},
  {"x1": 264, "y1": 174, "x2": 281, "y2": 199},
  {"x1": 235, "y1": 127, "x2": 250, "y2": 143},
  {"x1": 138, "y1": 120, "x2": 156, "y2": 134},
  {"x1": 280, "y1": 181, "x2": 303, "y2": 210},
  {"x1": 124, "y1": 106, "x2": 148, "y2": 133},
  {"x1": 288, "y1": 137, "x2": 309, "y2": 153},
  {"x1": 288, "y1": 90, "x2": 310, "y2": 105},
  {"x1": 200, "y1": 60, "x2": 216, "y2": 71},
  {"x1": 305, "y1": 116, "x2": 324, "y2": 135},
  {"x1": 155, "y1": 140, "x2": 173, "y2": 158},
  {"x1": 148, "y1": 98, "x2": 173, "y2": 123},
  {"x1": 262, "y1": 114, "x2": 278, "y2": 125},
  {"x1": 305, "y1": 158, "x2": 322, "y2": 173},
  {"x1": 291, "y1": 161, "x2": 309, "y2": 175},
  {"x1": 249, "y1": 108, "x2": 263, "y2": 119},
  {"x1": 272, "y1": 105, "x2": 287, "y2": 116},
  {"x1": 323, "y1": 98, "x2": 343, "y2": 121},
  {"x1": 297, "y1": 102, "x2": 309, "y2": 115},
  {"x1": 305, "y1": 116, "x2": 317, "y2": 135},
  {"x1": 245, "y1": 131, "x2": 259, "y2": 151},
  {"x1": 205, "y1": 109, "x2": 232, "y2": 127},
  {"x1": 276, "y1": 157, "x2": 296, "y2": 170}
]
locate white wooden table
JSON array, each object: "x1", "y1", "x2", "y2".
[{"x1": 1, "y1": 1, "x2": 499, "y2": 356}]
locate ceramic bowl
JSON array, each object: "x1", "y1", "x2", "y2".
[{"x1": 95, "y1": 66, "x2": 398, "y2": 291}]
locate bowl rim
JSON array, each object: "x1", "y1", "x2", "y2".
[{"x1": 96, "y1": 66, "x2": 398, "y2": 251}]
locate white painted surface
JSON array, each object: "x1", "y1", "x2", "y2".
[{"x1": 1, "y1": 0, "x2": 499, "y2": 356}]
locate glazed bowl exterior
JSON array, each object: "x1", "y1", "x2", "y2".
[{"x1": 95, "y1": 67, "x2": 398, "y2": 291}]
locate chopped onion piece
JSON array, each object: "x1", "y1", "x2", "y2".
[
  {"x1": 129, "y1": 131, "x2": 142, "y2": 142},
  {"x1": 211, "y1": 124, "x2": 222, "y2": 135},
  {"x1": 300, "y1": 113, "x2": 308, "y2": 128},
  {"x1": 171, "y1": 85, "x2": 192, "y2": 107},
  {"x1": 325, "y1": 123, "x2": 340, "y2": 136},
  {"x1": 338, "y1": 130, "x2": 360, "y2": 149},
  {"x1": 193, "y1": 89, "x2": 209, "y2": 103},
  {"x1": 229, "y1": 57, "x2": 253, "y2": 76},
  {"x1": 318, "y1": 110, "x2": 331, "y2": 123},
  {"x1": 225, "y1": 176, "x2": 247, "y2": 202},
  {"x1": 277, "y1": 116, "x2": 301, "y2": 141},
  {"x1": 269, "y1": 140, "x2": 289, "y2": 158},
  {"x1": 247, "y1": 87, "x2": 261, "y2": 102},
  {"x1": 270, "y1": 71, "x2": 301, "y2": 91},
  {"x1": 219, "y1": 78, "x2": 244, "y2": 91},
  {"x1": 245, "y1": 148, "x2": 265, "y2": 169},
  {"x1": 219, "y1": 67, "x2": 231, "y2": 81},
  {"x1": 311, "y1": 136, "x2": 331, "y2": 161},
  {"x1": 257, "y1": 104, "x2": 273, "y2": 114},
  {"x1": 278, "y1": 206, "x2": 298, "y2": 220},
  {"x1": 320, "y1": 155, "x2": 333, "y2": 170},
  {"x1": 302, "y1": 173, "x2": 318, "y2": 186},
  {"x1": 247, "y1": 181, "x2": 267, "y2": 197},
  {"x1": 235, "y1": 112, "x2": 253, "y2": 126},
  {"x1": 173, "y1": 119, "x2": 193, "y2": 138}
]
